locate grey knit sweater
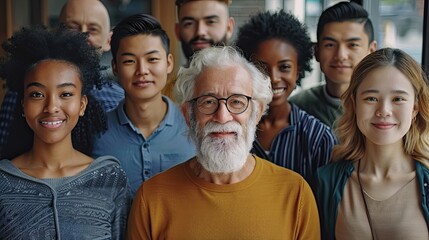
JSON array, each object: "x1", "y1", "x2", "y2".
[{"x1": 0, "y1": 156, "x2": 131, "y2": 240}]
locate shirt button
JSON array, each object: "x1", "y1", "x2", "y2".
[
  {"x1": 143, "y1": 143, "x2": 149, "y2": 148},
  {"x1": 144, "y1": 170, "x2": 149, "y2": 175}
]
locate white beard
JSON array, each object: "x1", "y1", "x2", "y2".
[{"x1": 190, "y1": 108, "x2": 257, "y2": 173}]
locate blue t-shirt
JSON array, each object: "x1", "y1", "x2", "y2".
[{"x1": 92, "y1": 96, "x2": 196, "y2": 195}]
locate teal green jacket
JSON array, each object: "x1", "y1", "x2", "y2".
[{"x1": 315, "y1": 160, "x2": 429, "y2": 240}]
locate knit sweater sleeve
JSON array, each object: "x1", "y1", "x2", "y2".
[{"x1": 112, "y1": 166, "x2": 132, "y2": 240}]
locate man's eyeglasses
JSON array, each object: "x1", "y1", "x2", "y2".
[{"x1": 189, "y1": 94, "x2": 252, "y2": 115}]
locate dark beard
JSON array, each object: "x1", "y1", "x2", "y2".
[{"x1": 181, "y1": 35, "x2": 229, "y2": 61}]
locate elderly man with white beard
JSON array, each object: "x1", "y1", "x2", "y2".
[{"x1": 127, "y1": 46, "x2": 321, "y2": 240}]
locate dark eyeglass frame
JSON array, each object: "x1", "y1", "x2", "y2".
[{"x1": 188, "y1": 94, "x2": 252, "y2": 115}]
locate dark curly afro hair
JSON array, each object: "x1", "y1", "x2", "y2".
[
  {"x1": 0, "y1": 25, "x2": 107, "y2": 159},
  {"x1": 236, "y1": 10, "x2": 313, "y2": 85}
]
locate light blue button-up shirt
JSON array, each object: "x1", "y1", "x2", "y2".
[{"x1": 92, "y1": 96, "x2": 196, "y2": 196}]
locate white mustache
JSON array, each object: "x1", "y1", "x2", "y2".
[{"x1": 203, "y1": 121, "x2": 243, "y2": 137}]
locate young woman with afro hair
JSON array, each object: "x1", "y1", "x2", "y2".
[
  {"x1": 236, "y1": 10, "x2": 337, "y2": 186},
  {"x1": 0, "y1": 26, "x2": 131, "y2": 239}
]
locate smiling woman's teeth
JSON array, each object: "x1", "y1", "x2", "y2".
[
  {"x1": 41, "y1": 120, "x2": 63, "y2": 125},
  {"x1": 272, "y1": 88, "x2": 285, "y2": 95}
]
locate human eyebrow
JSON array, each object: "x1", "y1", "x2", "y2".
[
  {"x1": 58, "y1": 82, "x2": 77, "y2": 89},
  {"x1": 145, "y1": 50, "x2": 160, "y2": 55},
  {"x1": 25, "y1": 82, "x2": 76, "y2": 89},
  {"x1": 26, "y1": 82, "x2": 45, "y2": 89},
  {"x1": 180, "y1": 16, "x2": 196, "y2": 23},
  {"x1": 360, "y1": 89, "x2": 410, "y2": 95},
  {"x1": 120, "y1": 52, "x2": 137, "y2": 57},
  {"x1": 346, "y1": 37, "x2": 363, "y2": 42},
  {"x1": 278, "y1": 59, "x2": 293, "y2": 64},
  {"x1": 202, "y1": 92, "x2": 216, "y2": 96},
  {"x1": 359, "y1": 89, "x2": 379, "y2": 95},
  {"x1": 203, "y1": 15, "x2": 220, "y2": 21},
  {"x1": 321, "y1": 36, "x2": 338, "y2": 42},
  {"x1": 391, "y1": 90, "x2": 410, "y2": 95},
  {"x1": 120, "y1": 50, "x2": 161, "y2": 57},
  {"x1": 64, "y1": 21, "x2": 79, "y2": 27},
  {"x1": 88, "y1": 23, "x2": 102, "y2": 28},
  {"x1": 119, "y1": 50, "x2": 163, "y2": 62}
]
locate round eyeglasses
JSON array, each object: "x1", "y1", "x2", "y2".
[{"x1": 189, "y1": 94, "x2": 252, "y2": 115}]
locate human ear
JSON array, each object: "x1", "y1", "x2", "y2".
[
  {"x1": 368, "y1": 40, "x2": 377, "y2": 53},
  {"x1": 413, "y1": 101, "x2": 419, "y2": 119},
  {"x1": 103, "y1": 31, "x2": 112, "y2": 52},
  {"x1": 167, "y1": 53, "x2": 174, "y2": 74},
  {"x1": 111, "y1": 59, "x2": 118, "y2": 76},
  {"x1": 80, "y1": 95, "x2": 88, "y2": 117},
  {"x1": 314, "y1": 43, "x2": 320, "y2": 62},
  {"x1": 226, "y1": 17, "x2": 235, "y2": 41},
  {"x1": 255, "y1": 103, "x2": 265, "y2": 123}
]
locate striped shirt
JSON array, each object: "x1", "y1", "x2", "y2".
[{"x1": 252, "y1": 103, "x2": 337, "y2": 184}]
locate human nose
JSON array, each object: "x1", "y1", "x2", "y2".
[
  {"x1": 212, "y1": 100, "x2": 233, "y2": 124},
  {"x1": 334, "y1": 45, "x2": 348, "y2": 61},
  {"x1": 79, "y1": 25, "x2": 88, "y2": 33},
  {"x1": 269, "y1": 68, "x2": 281, "y2": 83},
  {"x1": 44, "y1": 96, "x2": 60, "y2": 113},
  {"x1": 376, "y1": 100, "x2": 392, "y2": 117},
  {"x1": 196, "y1": 21, "x2": 208, "y2": 37},
  {"x1": 136, "y1": 60, "x2": 148, "y2": 76}
]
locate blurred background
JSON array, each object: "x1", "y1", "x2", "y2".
[{"x1": 0, "y1": 0, "x2": 426, "y2": 101}]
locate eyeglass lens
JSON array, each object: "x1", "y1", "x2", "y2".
[{"x1": 195, "y1": 94, "x2": 250, "y2": 114}]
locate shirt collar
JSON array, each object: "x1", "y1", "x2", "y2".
[{"x1": 116, "y1": 96, "x2": 178, "y2": 127}]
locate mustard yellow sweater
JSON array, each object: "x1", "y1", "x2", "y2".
[{"x1": 127, "y1": 156, "x2": 320, "y2": 239}]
